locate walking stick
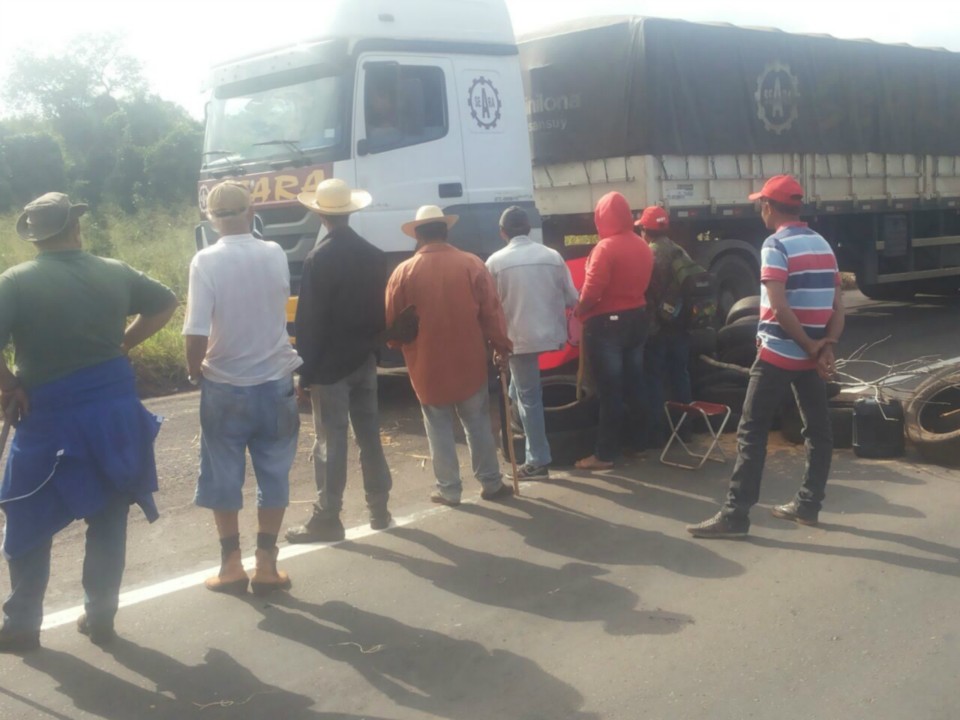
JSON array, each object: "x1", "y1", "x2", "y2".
[{"x1": 499, "y1": 368, "x2": 521, "y2": 497}]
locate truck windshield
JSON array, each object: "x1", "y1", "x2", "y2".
[{"x1": 204, "y1": 74, "x2": 341, "y2": 167}]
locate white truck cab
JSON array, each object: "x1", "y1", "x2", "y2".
[{"x1": 198, "y1": 0, "x2": 537, "y2": 292}]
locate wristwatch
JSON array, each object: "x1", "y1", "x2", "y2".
[{"x1": 188, "y1": 374, "x2": 201, "y2": 386}]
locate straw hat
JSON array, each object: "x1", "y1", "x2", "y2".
[
  {"x1": 298, "y1": 178, "x2": 372, "y2": 215},
  {"x1": 401, "y1": 205, "x2": 459, "y2": 239},
  {"x1": 16, "y1": 192, "x2": 88, "y2": 242}
]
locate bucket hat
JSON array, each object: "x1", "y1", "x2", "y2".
[{"x1": 16, "y1": 192, "x2": 88, "y2": 242}]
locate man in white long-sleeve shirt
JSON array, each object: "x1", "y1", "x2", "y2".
[{"x1": 486, "y1": 207, "x2": 579, "y2": 479}]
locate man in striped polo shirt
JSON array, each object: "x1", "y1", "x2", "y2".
[{"x1": 687, "y1": 175, "x2": 845, "y2": 538}]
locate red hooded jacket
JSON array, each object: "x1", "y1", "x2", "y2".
[{"x1": 579, "y1": 192, "x2": 653, "y2": 321}]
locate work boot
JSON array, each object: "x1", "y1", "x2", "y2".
[
  {"x1": 77, "y1": 614, "x2": 117, "y2": 646},
  {"x1": 0, "y1": 626, "x2": 40, "y2": 654},
  {"x1": 204, "y1": 549, "x2": 249, "y2": 595},
  {"x1": 369, "y1": 507, "x2": 393, "y2": 531},
  {"x1": 480, "y1": 483, "x2": 514, "y2": 501},
  {"x1": 285, "y1": 508, "x2": 345, "y2": 543},
  {"x1": 251, "y1": 546, "x2": 292, "y2": 596}
]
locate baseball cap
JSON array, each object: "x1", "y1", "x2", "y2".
[
  {"x1": 635, "y1": 206, "x2": 669, "y2": 232},
  {"x1": 748, "y1": 175, "x2": 804, "y2": 206},
  {"x1": 15, "y1": 192, "x2": 88, "y2": 242},
  {"x1": 206, "y1": 181, "x2": 251, "y2": 218}
]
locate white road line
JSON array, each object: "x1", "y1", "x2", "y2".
[{"x1": 40, "y1": 503, "x2": 452, "y2": 631}]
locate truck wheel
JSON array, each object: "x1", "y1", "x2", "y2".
[
  {"x1": 712, "y1": 254, "x2": 759, "y2": 323},
  {"x1": 857, "y1": 278, "x2": 916, "y2": 301},
  {"x1": 905, "y1": 371, "x2": 960, "y2": 467},
  {"x1": 725, "y1": 295, "x2": 761, "y2": 326}
]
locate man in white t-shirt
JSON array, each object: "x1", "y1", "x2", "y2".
[{"x1": 183, "y1": 181, "x2": 303, "y2": 596}]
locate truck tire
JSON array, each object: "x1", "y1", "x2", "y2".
[
  {"x1": 905, "y1": 372, "x2": 960, "y2": 467},
  {"x1": 725, "y1": 295, "x2": 761, "y2": 326},
  {"x1": 712, "y1": 254, "x2": 759, "y2": 323}
]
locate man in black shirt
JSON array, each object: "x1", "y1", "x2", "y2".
[{"x1": 286, "y1": 179, "x2": 393, "y2": 542}]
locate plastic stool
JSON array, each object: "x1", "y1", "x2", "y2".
[{"x1": 659, "y1": 401, "x2": 732, "y2": 470}]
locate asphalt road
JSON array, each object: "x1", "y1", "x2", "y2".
[{"x1": 1, "y1": 290, "x2": 959, "y2": 719}]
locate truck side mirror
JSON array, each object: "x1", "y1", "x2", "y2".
[{"x1": 357, "y1": 138, "x2": 370, "y2": 157}]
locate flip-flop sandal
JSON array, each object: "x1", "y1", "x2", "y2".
[{"x1": 575, "y1": 456, "x2": 615, "y2": 470}]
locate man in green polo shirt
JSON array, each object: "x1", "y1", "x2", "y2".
[{"x1": 0, "y1": 192, "x2": 177, "y2": 653}]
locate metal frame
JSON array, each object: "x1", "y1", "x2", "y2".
[{"x1": 659, "y1": 401, "x2": 732, "y2": 470}]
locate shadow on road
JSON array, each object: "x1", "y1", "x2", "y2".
[
  {"x1": 462, "y1": 495, "x2": 745, "y2": 579},
  {"x1": 339, "y1": 526, "x2": 694, "y2": 636},
  {"x1": 22, "y1": 642, "x2": 356, "y2": 720},
  {"x1": 249, "y1": 596, "x2": 600, "y2": 720}
]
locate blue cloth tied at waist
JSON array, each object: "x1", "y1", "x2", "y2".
[{"x1": 1, "y1": 357, "x2": 161, "y2": 559}]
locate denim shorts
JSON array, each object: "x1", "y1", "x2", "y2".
[{"x1": 196, "y1": 374, "x2": 300, "y2": 510}]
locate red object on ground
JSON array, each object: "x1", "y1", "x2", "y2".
[{"x1": 540, "y1": 255, "x2": 588, "y2": 371}]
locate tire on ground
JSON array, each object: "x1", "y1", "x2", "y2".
[
  {"x1": 905, "y1": 372, "x2": 960, "y2": 467},
  {"x1": 780, "y1": 401, "x2": 855, "y2": 449},
  {"x1": 717, "y1": 315, "x2": 759, "y2": 353},
  {"x1": 717, "y1": 342, "x2": 759, "y2": 369},
  {"x1": 725, "y1": 295, "x2": 761, "y2": 326}
]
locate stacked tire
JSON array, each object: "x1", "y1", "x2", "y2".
[
  {"x1": 690, "y1": 296, "x2": 760, "y2": 430},
  {"x1": 501, "y1": 375, "x2": 599, "y2": 467},
  {"x1": 779, "y1": 387, "x2": 854, "y2": 449}
]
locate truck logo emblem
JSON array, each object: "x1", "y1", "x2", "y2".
[
  {"x1": 468, "y1": 77, "x2": 502, "y2": 130},
  {"x1": 755, "y1": 61, "x2": 799, "y2": 134}
]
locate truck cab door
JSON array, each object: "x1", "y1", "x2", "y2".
[{"x1": 351, "y1": 56, "x2": 466, "y2": 252}]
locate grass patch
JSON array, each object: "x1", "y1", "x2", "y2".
[{"x1": 1, "y1": 203, "x2": 198, "y2": 396}]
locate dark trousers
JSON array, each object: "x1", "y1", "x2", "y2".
[
  {"x1": 723, "y1": 359, "x2": 833, "y2": 519},
  {"x1": 584, "y1": 307, "x2": 651, "y2": 461},
  {"x1": 645, "y1": 330, "x2": 693, "y2": 442},
  {"x1": 310, "y1": 354, "x2": 392, "y2": 517},
  {"x1": 2, "y1": 493, "x2": 130, "y2": 634}
]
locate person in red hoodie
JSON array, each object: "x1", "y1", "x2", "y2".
[{"x1": 574, "y1": 192, "x2": 654, "y2": 470}]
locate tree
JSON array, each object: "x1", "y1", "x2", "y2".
[
  {"x1": 0, "y1": 133, "x2": 67, "y2": 207},
  {"x1": 2, "y1": 33, "x2": 146, "y2": 120},
  {"x1": 144, "y1": 124, "x2": 204, "y2": 204},
  {"x1": 0, "y1": 33, "x2": 201, "y2": 212}
]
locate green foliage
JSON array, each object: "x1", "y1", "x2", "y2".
[
  {"x1": 0, "y1": 204, "x2": 198, "y2": 395},
  {"x1": 0, "y1": 33, "x2": 201, "y2": 213},
  {"x1": 0, "y1": 133, "x2": 68, "y2": 205}
]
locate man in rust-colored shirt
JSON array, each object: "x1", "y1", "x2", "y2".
[{"x1": 386, "y1": 206, "x2": 514, "y2": 506}]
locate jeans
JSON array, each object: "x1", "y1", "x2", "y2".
[
  {"x1": 723, "y1": 359, "x2": 833, "y2": 519},
  {"x1": 421, "y1": 384, "x2": 503, "y2": 502},
  {"x1": 645, "y1": 330, "x2": 693, "y2": 442},
  {"x1": 584, "y1": 307, "x2": 651, "y2": 461},
  {"x1": 196, "y1": 374, "x2": 299, "y2": 510},
  {"x1": 310, "y1": 354, "x2": 392, "y2": 517},
  {"x1": 508, "y1": 353, "x2": 551, "y2": 467},
  {"x1": 3, "y1": 493, "x2": 130, "y2": 634}
]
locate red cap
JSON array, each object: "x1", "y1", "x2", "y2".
[
  {"x1": 748, "y1": 174, "x2": 804, "y2": 206},
  {"x1": 635, "y1": 206, "x2": 669, "y2": 232}
]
